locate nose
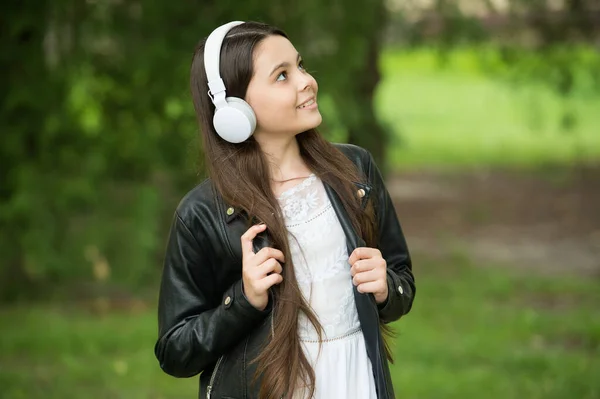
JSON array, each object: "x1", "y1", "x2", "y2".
[{"x1": 298, "y1": 73, "x2": 314, "y2": 92}]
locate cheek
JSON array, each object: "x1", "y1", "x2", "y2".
[
  {"x1": 247, "y1": 97, "x2": 266, "y2": 118},
  {"x1": 250, "y1": 90, "x2": 295, "y2": 118}
]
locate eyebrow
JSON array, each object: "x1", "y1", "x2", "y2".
[{"x1": 269, "y1": 53, "x2": 302, "y2": 77}]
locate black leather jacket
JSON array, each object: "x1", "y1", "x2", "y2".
[{"x1": 155, "y1": 143, "x2": 415, "y2": 399}]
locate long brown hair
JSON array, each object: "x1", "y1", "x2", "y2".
[{"x1": 190, "y1": 21, "x2": 389, "y2": 399}]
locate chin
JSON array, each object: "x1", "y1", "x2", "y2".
[
  {"x1": 304, "y1": 113, "x2": 323, "y2": 131},
  {"x1": 262, "y1": 114, "x2": 323, "y2": 137}
]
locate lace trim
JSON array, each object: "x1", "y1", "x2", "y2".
[
  {"x1": 277, "y1": 174, "x2": 316, "y2": 200},
  {"x1": 300, "y1": 327, "x2": 362, "y2": 343},
  {"x1": 285, "y1": 203, "x2": 333, "y2": 228}
]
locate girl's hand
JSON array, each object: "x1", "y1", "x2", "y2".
[
  {"x1": 241, "y1": 224, "x2": 284, "y2": 311},
  {"x1": 349, "y1": 247, "x2": 388, "y2": 304}
]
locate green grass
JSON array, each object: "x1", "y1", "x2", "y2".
[
  {"x1": 376, "y1": 47, "x2": 600, "y2": 169},
  {"x1": 1, "y1": 257, "x2": 598, "y2": 399},
  {"x1": 389, "y1": 258, "x2": 600, "y2": 399},
  {"x1": 0, "y1": 304, "x2": 199, "y2": 398}
]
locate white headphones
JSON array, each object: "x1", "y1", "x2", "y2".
[{"x1": 204, "y1": 21, "x2": 257, "y2": 143}]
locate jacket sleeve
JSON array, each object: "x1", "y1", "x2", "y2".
[
  {"x1": 154, "y1": 211, "x2": 270, "y2": 378},
  {"x1": 366, "y1": 151, "x2": 416, "y2": 323}
]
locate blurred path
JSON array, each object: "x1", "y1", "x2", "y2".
[{"x1": 389, "y1": 166, "x2": 600, "y2": 276}]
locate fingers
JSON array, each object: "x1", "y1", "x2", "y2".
[
  {"x1": 241, "y1": 224, "x2": 267, "y2": 256},
  {"x1": 355, "y1": 280, "x2": 386, "y2": 295},
  {"x1": 352, "y1": 268, "x2": 383, "y2": 286},
  {"x1": 350, "y1": 257, "x2": 386, "y2": 277},
  {"x1": 351, "y1": 258, "x2": 387, "y2": 296},
  {"x1": 243, "y1": 255, "x2": 283, "y2": 287},
  {"x1": 348, "y1": 247, "x2": 381, "y2": 265},
  {"x1": 259, "y1": 272, "x2": 284, "y2": 290},
  {"x1": 254, "y1": 246, "x2": 285, "y2": 265},
  {"x1": 240, "y1": 225, "x2": 285, "y2": 264},
  {"x1": 240, "y1": 224, "x2": 285, "y2": 310},
  {"x1": 248, "y1": 259, "x2": 282, "y2": 281},
  {"x1": 258, "y1": 258, "x2": 283, "y2": 276},
  {"x1": 351, "y1": 260, "x2": 373, "y2": 277},
  {"x1": 246, "y1": 259, "x2": 283, "y2": 293}
]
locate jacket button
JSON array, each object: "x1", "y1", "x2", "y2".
[
  {"x1": 224, "y1": 296, "x2": 232, "y2": 306},
  {"x1": 398, "y1": 285, "x2": 404, "y2": 295},
  {"x1": 226, "y1": 207, "x2": 234, "y2": 216},
  {"x1": 357, "y1": 189, "x2": 365, "y2": 198}
]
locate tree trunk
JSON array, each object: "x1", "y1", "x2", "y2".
[
  {"x1": 0, "y1": 1, "x2": 51, "y2": 301},
  {"x1": 346, "y1": 2, "x2": 389, "y2": 174}
]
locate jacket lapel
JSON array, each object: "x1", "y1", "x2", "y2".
[{"x1": 323, "y1": 180, "x2": 390, "y2": 398}]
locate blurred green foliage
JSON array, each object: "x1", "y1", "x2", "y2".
[
  {"x1": 1, "y1": 0, "x2": 389, "y2": 300},
  {"x1": 2, "y1": 1, "x2": 599, "y2": 300}
]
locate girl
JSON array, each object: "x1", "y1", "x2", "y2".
[{"x1": 155, "y1": 21, "x2": 415, "y2": 399}]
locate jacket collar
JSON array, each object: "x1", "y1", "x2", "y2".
[{"x1": 223, "y1": 180, "x2": 372, "y2": 224}]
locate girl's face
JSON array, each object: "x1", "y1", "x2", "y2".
[{"x1": 245, "y1": 35, "x2": 322, "y2": 138}]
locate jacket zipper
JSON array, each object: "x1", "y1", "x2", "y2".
[{"x1": 206, "y1": 355, "x2": 224, "y2": 399}]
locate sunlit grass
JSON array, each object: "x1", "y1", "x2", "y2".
[
  {"x1": 1, "y1": 257, "x2": 598, "y2": 398},
  {"x1": 389, "y1": 257, "x2": 600, "y2": 399},
  {"x1": 376, "y1": 47, "x2": 600, "y2": 169}
]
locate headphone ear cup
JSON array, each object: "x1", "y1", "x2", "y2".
[
  {"x1": 212, "y1": 97, "x2": 257, "y2": 143},
  {"x1": 226, "y1": 97, "x2": 257, "y2": 133}
]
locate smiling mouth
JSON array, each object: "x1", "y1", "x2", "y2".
[{"x1": 297, "y1": 98, "x2": 315, "y2": 109}]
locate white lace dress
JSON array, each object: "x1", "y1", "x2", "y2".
[{"x1": 277, "y1": 174, "x2": 377, "y2": 399}]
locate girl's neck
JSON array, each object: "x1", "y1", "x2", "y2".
[{"x1": 257, "y1": 136, "x2": 311, "y2": 181}]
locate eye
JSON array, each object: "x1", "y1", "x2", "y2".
[
  {"x1": 298, "y1": 60, "x2": 306, "y2": 71},
  {"x1": 276, "y1": 71, "x2": 287, "y2": 82}
]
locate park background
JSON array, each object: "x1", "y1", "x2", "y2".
[{"x1": 1, "y1": 0, "x2": 599, "y2": 398}]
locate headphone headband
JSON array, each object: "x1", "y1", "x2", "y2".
[
  {"x1": 202, "y1": 21, "x2": 257, "y2": 144},
  {"x1": 204, "y1": 21, "x2": 244, "y2": 109}
]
